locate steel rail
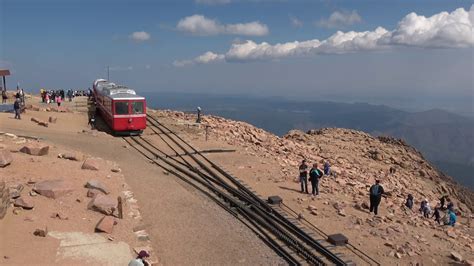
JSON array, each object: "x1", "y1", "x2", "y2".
[
  {"x1": 146, "y1": 115, "x2": 347, "y2": 266},
  {"x1": 123, "y1": 136, "x2": 300, "y2": 265},
  {"x1": 127, "y1": 135, "x2": 322, "y2": 265}
]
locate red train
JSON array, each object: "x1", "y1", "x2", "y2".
[{"x1": 92, "y1": 79, "x2": 146, "y2": 135}]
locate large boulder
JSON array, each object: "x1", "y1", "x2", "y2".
[
  {"x1": 20, "y1": 143, "x2": 49, "y2": 156},
  {"x1": 0, "y1": 150, "x2": 13, "y2": 167},
  {"x1": 34, "y1": 180, "x2": 74, "y2": 199},
  {"x1": 88, "y1": 194, "x2": 116, "y2": 215}
]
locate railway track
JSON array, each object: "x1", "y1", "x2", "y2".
[{"x1": 123, "y1": 114, "x2": 374, "y2": 265}]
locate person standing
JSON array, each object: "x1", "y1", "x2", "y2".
[
  {"x1": 309, "y1": 163, "x2": 323, "y2": 196},
  {"x1": 13, "y1": 98, "x2": 21, "y2": 119},
  {"x1": 56, "y1": 94, "x2": 62, "y2": 107},
  {"x1": 405, "y1": 194, "x2": 414, "y2": 209},
  {"x1": 128, "y1": 250, "x2": 150, "y2": 266},
  {"x1": 324, "y1": 161, "x2": 331, "y2": 176},
  {"x1": 196, "y1": 106, "x2": 202, "y2": 123},
  {"x1": 298, "y1": 160, "x2": 309, "y2": 194},
  {"x1": 20, "y1": 89, "x2": 25, "y2": 105},
  {"x1": 369, "y1": 179, "x2": 385, "y2": 215},
  {"x1": 1, "y1": 89, "x2": 7, "y2": 104}
]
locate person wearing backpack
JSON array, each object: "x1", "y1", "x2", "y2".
[
  {"x1": 309, "y1": 163, "x2": 323, "y2": 196},
  {"x1": 369, "y1": 179, "x2": 385, "y2": 215},
  {"x1": 298, "y1": 160, "x2": 309, "y2": 194}
]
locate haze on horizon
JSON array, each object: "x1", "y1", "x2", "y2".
[{"x1": 0, "y1": 0, "x2": 473, "y2": 115}]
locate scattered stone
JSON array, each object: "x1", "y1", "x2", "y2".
[
  {"x1": 88, "y1": 194, "x2": 117, "y2": 215},
  {"x1": 384, "y1": 242, "x2": 394, "y2": 247},
  {"x1": 12, "y1": 207, "x2": 22, "y2": 215},
  {"x1": 58, "y1": 152, "x2": 79, "y2": 161},
  {"x1": 134, "y1": 230, "x2": 150, "y2": 241},
  {"x1": 48, "y1": 116, "x2": 57, "y2": 123},
  {"x1": 50, "y1": 212, "x2": 68, "y2": 220},
  {"x1": 29, "y1": 191, "x2": 37, "y2": 197},
  {"x1": 85, "y1": 179, "x2": 109, "y2": 194},
  {"x1": 14, "y1": 197, "x2": 34, "y2": 210},
  {"x1": 395, "y1": 252, "x2": 402, "y2": 259},
  {"x1": 20, "y1": 143, "x2": 49, "y2": 156},
  {"x1": 82, "y1": 158, "x2": 100, "y2": 170},
  {"x1": 9, "y1": 189, "x2": 21, "y2": 199},
  {"x1": 34, "y1": 180, "x2": 74, "y2": 199},
  {"x1": 0, "y1": 150, "x2": 13, "y2": 167},
  {"x1": 450, "y1": 251, "x2": 463, "y2": 262},
  {"x1": 338, "y1": 209, "x2": 347, "y2": 217},
  {"x1": 95, "y1": 216, "x2": 117, "y2": 234},
  {"x1": 33, "y1": 227, "x2": 48, "y2": 237}
]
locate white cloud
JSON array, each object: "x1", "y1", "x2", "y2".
[
  {"x1": 290, "y1": 15, "x2": 303, "y2": 27},
  {"x1": 174, "y1": 6, "x2": 474, "y2": 66},
  {"x1": 318, "y1": 10, "x2": 362, "y2": 29},
  {"x1": 174, "y1": 51, "x2": 225, "y2": 67},
  {"x1": 129, "y1": 31, "x2": 151, "y2": 42},
  {"x1": 195, "y1": 0, "x2": 231, "y2": 5},
  {"x1": 109, "y1": 66, "x2": 133, "y2": 71},
  {"x1": 177, "y1": 15, "x2": 269, "y2": 36}
]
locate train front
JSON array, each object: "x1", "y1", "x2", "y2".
[{"x1": 111, "y1": 93, "x2": 147, "y2": 135}]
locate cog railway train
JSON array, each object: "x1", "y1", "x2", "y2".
[{"x1": 92, "y1": 79, "x2": 147, "y2": 135}]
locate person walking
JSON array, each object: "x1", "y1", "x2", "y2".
[
  {"x1": 405, "y1": 194, "x2": 414, "y2": 209},
  {"x1": 56, "y1": 95, "x2": 62, "y2": 107},
  {"x1": 309, "y1": 163, "x2": 323, "y2": 196},
  {"x1": 13, "y1": 98, "x2": 21, "y2": 119},
  {"x1": 323, "y1": 161, "x2": 331, "y2": 176},
  {"x1": 432, "y1": 204, "x2": 442, "y2": 224},
  {"x1": 1, "y1": 89, "x2": 7, "y2": 104},
  {"x1": 447, "y1": 209, "x2": 456, "y2": 226},
  {"x1": 298, "y1": 160, "x2": 309, "y2": 194},
  {"x1": 369, "y1": 179, "x2": 385, "y2": 215}
]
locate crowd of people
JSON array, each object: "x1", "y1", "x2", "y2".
[
  {"x1": 40, "y1": 88, "x2": 91, "y2": 105},
  {"x1": 297, "y1": 160, "x2": 458, "y2": 227}
]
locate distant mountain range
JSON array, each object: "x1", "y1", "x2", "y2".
[{"x1": 143, "y1": 92, "x2": 474, "y2": 189}]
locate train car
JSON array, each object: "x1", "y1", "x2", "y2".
[{"x1": 92, "y1": 79, "x2": 146, "y2": 135}]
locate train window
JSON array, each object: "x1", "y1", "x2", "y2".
[
  {"x1": 132, "y1": 101, "x2": 144, "y2": 114},
  {"x1": 115, "y1": 101, "x2": 129, "y2": 115}
]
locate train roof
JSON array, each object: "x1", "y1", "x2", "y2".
[{"x1": 110, "y1": 93, "x2": 145, "y2": 100}]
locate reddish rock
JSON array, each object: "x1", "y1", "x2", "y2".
[
  {"x1": 14, "y1": 197, "x2": 34, "y2": 210},
  {"x1": 37, "y1": 121, "x2": 49, "y2": 127},
  {"x1": 82, "y1": 158, "x2": 100, "y2": 171},
  {"x1": 50, "y1": 212, "x2": 68, "y2": 220},
  {"x1": 20, "y1": 143, "x2": 49, "y2": 156},
  {"x1": 0, "y1": 150, "x2": 13, "y2": 167},
  {"x1": 95, "y1": 216, "x2": 117, "y2": 233},
  {"x1": 88, "y1": 194, "x2": 116, "y2": 215},
  {"x1": 48, "y1": 116, "x2": 57, "y2": 123},
  {"x1": 34, "y1": 180, "x2": 74, "y2": 199},
  {"x1": 85, "y1": 180, "x2": 109, "y2": 194}
]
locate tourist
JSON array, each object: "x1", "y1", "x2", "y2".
[
  {"x1": 446, "y1": 209, "x2": 456, "y2": 227},
  {"x1": 369, "y1": 179, "x2": 385, "y2": 215},
  {"x1": 298, "y1": 160, "x2": 309, "y2": 194},
  {"x1": 447, "y1": 198, "x2": 454, "y2": 211},
  {"x1": 128, "y1": 250, "x2": 150, "y2": 266},
  {"x1": 422, "y1": 200, "x2": 431, "y2": 218},
  {"x1": 196, "y1": 106, "x2": 202, "y2": 123},
  {"x1": 405, "y1": 194, "x2": 414, "y2": 209},
  {"x1": 439, "y1": 195, "x2": 448, "y2": 209},
  {"x1": 309, "y1": 163, "x2": 323, "y2": 196},
  {"x1": 432, "y1": 204, "x2": 442, "y2": 224},
  {"x1": 1, "y1": 89, "x2": 7, "y2": 104},
  {"x1": 13, "y1": 98, "x2": 21, "y2": 119},
  {"x1": 324, "y1": 161, "x2": 331, "y2": 176},
  {"x1": 20, "y1": 88, "x2": 25, "y2": 105},
  {"x1": 56, "y1": 94, "x2": 62, "y2": 107}
]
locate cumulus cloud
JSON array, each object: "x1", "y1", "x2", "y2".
[
  {"x1": 174, "y1": 6, "x2": 474, "y2": 66},
  {"x1": 173, "y1": 52, "x2": 225, "y2": 67},
  {"x1": 177, "y1": 15, "x2": 269, "y2": 36},
  {"x1": 290, "y1": 15, "x2": 303, "y2": 27},
  {"x1": 318, "y1": 10, "x2": 362, "y2": 29},
  {"x1": 195, "y1": 0, "x2": 231, "y2": 5},
  {"x1": 129, "y1": 31, "x2": 151, "y2": 42}
]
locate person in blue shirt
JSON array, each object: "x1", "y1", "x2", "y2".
[
  {"x1": 447, "y1": 210, "x2": 456, "y2": 226},
  {"x1": 309, "y1": 163, "x2": 323, "y2": 196},
  {"x1": 324, "y1": 161, "x2": 331, "y2": 176}
]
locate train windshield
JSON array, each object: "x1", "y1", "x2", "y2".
[
  {"x1": 115, "y1": 101, "x2": 129, "y2": 115},
  {"x1": 132, "y1": 101, "x2": 144, "y2": 114}
]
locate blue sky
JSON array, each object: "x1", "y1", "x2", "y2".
[{"x1": 1, "y1": 0, "x2": 473, "y2": 113}]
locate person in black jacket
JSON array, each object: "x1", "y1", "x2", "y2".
[
  {"x1": 13, "y1": 98, "x2": 21, "y2": 119},
  {"x1": 298, "y1": 160, "x2": 308, "y2": 194},
  {"x1": 309, "y1": 163, "x2": 323, "y2": 196},
  {"x1": 369, "y1": 179, "x2": 385, "y2": 215}
]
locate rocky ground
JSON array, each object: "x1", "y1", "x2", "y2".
[{"x1": 153, "y1": 110, "x2": 474, "y2": 265}]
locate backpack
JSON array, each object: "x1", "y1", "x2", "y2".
[{"x1": 370, "y1": 184, "x2": 380, "y2": 196}]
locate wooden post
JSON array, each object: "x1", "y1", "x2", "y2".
[{"x1": 117, "y1": 196, "x2": 123, "y2": 219}]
